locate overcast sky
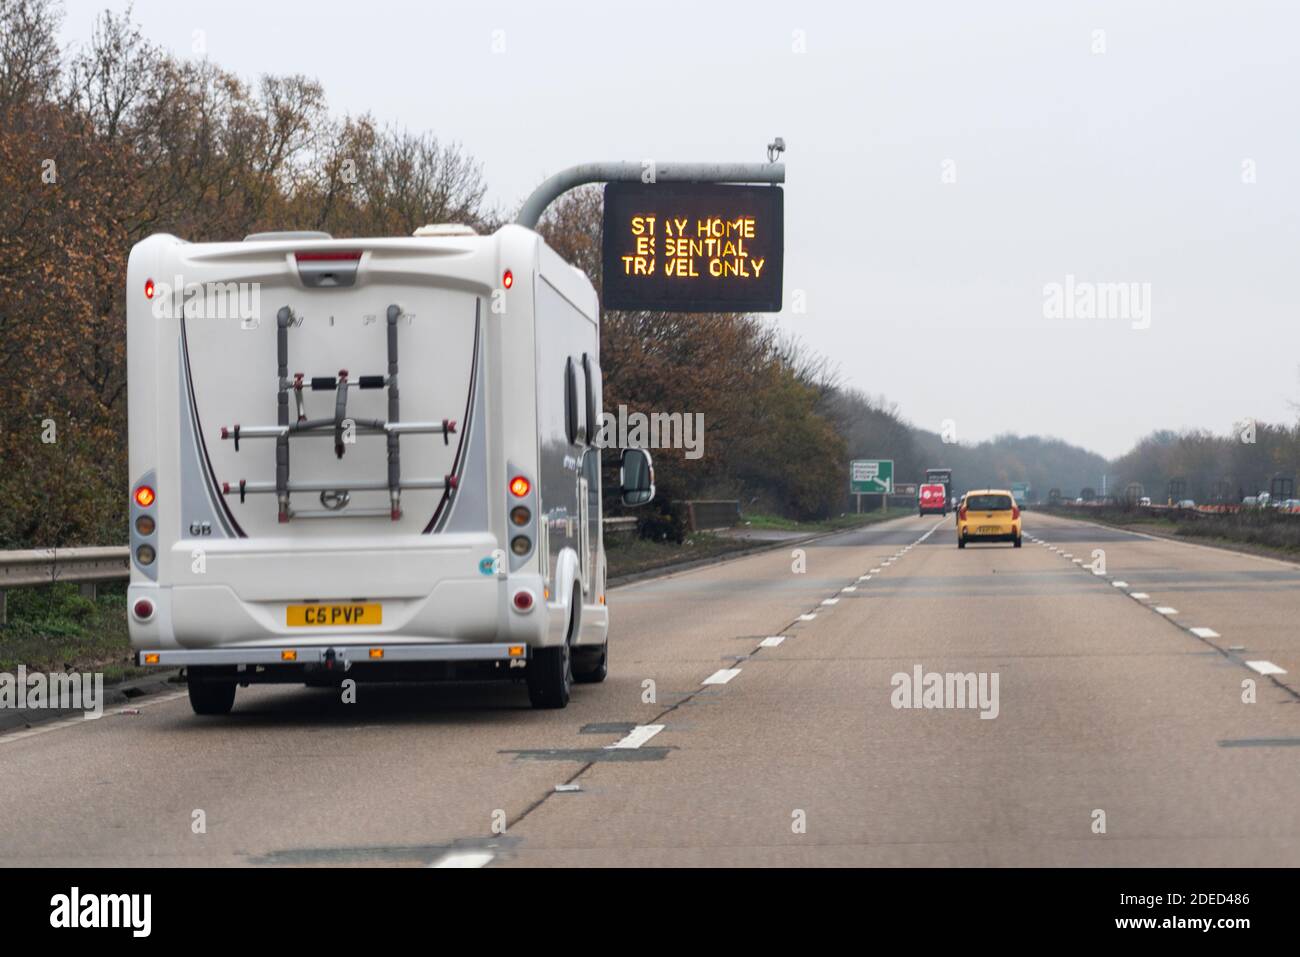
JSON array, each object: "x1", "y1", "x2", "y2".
[{"x1": 61, "y1": 0, "x2": 1300, "y2": 458}]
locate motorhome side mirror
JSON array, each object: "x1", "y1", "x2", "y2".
[{"x1": 619, "y1": 448, "x2": 655, "y2": 507}]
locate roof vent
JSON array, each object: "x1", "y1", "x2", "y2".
[
  {"x1": 413, "y1": 224, "x2": 477, "y2": 237},
  {"x1": 244, "y1": 230, "x2": 333, "y2": 242}
]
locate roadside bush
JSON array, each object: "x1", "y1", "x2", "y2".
[{"x1": 637, "y1": 501, "x2": 689, "y2": 544}]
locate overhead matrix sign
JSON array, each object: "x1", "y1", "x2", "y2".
[{"x1": 601, "y1": 182, "x2": 784, "y2": 313}]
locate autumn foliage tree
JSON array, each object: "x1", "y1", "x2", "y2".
[
  {"x1": 539, "y1": 187, "x2": 849, "y2": 522},
  {"x1": 2, "y1": 0, "x2": 882, "y2": 551},
  {"x1": 0, "y1": 1, "x2": 490, "y2": 547}
]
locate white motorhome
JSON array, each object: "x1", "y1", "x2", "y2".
[{"x1": 126, "y1": 224, "x2": 653, "y2": 713}]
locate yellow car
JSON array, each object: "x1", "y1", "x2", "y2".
[{"x1": 957, "y1": 489, "x2": 1022, "y2": 548}]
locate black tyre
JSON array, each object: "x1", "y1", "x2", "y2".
[
  {"x1": 957, "y1": 535, "x2": 966, "y2": 549},
  {"x1": 1013, "y1": 535, "x2": 1022, "y2": 548},
  {"x1": 527, "y1": 642, "x2": 572, "y2": 707},
  {"x1": 528, "y1": 592, "x2": 577, "y2": 708},
  {"x1": 187, "y1": 670, "x2": 236, "y2": 715},
  {"x1": 573, "y1": 641, "x2": 608, "y2": 684}
]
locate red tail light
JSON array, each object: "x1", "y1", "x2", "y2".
[
  {"x1": 294, "y1": 251, "x2": 362, "y2": 262},
  {"x1": 1012, "y1": 505, "x2": 1020, "y2": 520},
  {"x1": 512, "y1": 590, "x2": 534, "y2": 612},
  {"x1": 959, "y1": 505, "x2": 967, "y2": 521}
]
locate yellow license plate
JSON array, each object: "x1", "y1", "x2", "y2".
[
  {"x1": 286, "y1": 603, "x2": 382, "y2": 627},
  {"x1": 978, "y1": 526, "x2": 1001, "y2": 534}
]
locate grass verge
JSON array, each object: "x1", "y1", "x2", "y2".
[
  {"x1": 739, "y1": 507, "x2": 905, "y2": 533},
  {"x1": 605, "y1": 531, "x2": 759, "y2": 579},
  {"x1": 606, "y1": 508, "x2": 907, "y2": 579},
  {"x1": 1047, "y1": 505, "x2": 1300, "y2": 563},
  {"x1": 0, "y1": 582, "x2": 145, "y2": 679}
]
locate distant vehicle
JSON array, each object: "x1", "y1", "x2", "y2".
[
  {"x1": 925, "y1": 468, "x2": 953, "y2": 489},
  {"x1": 957, "y1": 489, "x2": 1022, "y2": 549},
  {"x1": 1176, "y1": 499, "x2": 1196, "y2": 509},
  {"x1": 1138, "y1": 496, "x2": 1152, "y2": 506},
  {"x1": 1279, "y1": 499, "x2": 1300, "y2": 513},
  {"x1": 1010, "y1": 482, "x2": 1030, "y2": 510},
  {"x1": 1257, "y1": 492, "x2": 1272, "y2": 508},
  {"x1": 924, "y1": 468, "x2": 953, "y2": 509},
  {"x1": 918, "y1": 483, "x2": 948, "y2": 516},
  {"x1": 1242, "y1": 495, "x2": 1259, "y2": 507},
  {"x1": 1074, "y1": 497, "x2": 1084, "y2": 504}
]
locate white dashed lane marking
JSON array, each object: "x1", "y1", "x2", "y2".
[
  {"x1": 430, "y1": 851, "x2": 494, "y2": 868},
  {"x1": 606, "y1": 724, "x2": 665, "y2": 750},
  {"x1": 702, "y1": 668, "x2": 742, "y2": 685},
  {"x1": 1245, "y1": 660, "x2": 1287, "y2": 676}
]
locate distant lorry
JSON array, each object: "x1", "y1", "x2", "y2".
[
  {"x1": 925, "y1": 468, "x2": 953, "y2": 491},
  {"x1": 127, "y1": 224, "x2": 654, "y2": 714},
  {"x1": 1010, "y1": 482, "x2": 1029, "y2": 509}
]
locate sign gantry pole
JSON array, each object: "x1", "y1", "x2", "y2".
[
  {"x1": 516, "y1": 145, "x2": 788, "y2": 314},
  {"x1": 515, "y1": 159, "x2": 786, "y2": 231}
]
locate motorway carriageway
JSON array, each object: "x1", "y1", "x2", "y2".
[{"x1": 0, "y1": 511, "x2": 1297, "y2": 866}]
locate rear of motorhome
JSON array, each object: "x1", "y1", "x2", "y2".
[{"x1": 126, "y1": 224, "x2": 653, "y2": 713}]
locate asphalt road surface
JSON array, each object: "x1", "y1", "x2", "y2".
[{"x1": 2, "y1": 511, "x2": 1297, "y2": 866}]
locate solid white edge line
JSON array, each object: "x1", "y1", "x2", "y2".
[
  {"x1": 0, "y1": 690, "x2": 190, "y2": 747},
  {"x1": 1189, "y1": 627, "x2": 1220, "y2": 639}
]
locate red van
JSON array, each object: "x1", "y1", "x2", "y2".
[{"x1": 918, "y1": 483, "x2": 948, "y2": 516}]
